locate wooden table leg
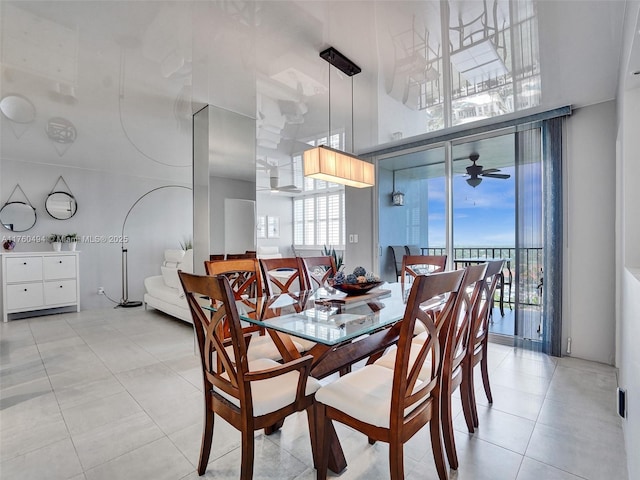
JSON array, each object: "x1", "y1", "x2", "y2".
[{"x1": 326, "y1": 421, "x2": 347, "y2": 473}]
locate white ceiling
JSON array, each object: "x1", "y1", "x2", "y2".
[{"x1": 0, "y1": 1, "x2": 631, "y2": 185}]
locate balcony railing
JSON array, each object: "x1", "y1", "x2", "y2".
[{"x1": 422, "y1": 247, "x2": 543, "y2": 306}]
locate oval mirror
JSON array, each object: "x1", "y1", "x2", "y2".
[
  {"x1": 0, "y1": 202, "x2": 37, "y2": 232},
  {"x1": 45, "y1": 192, "x2": 78, "y2": 220}
]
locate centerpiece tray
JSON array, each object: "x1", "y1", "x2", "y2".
[{"x1": 317, "y1": 284, "x2": 391, "y2": 304}]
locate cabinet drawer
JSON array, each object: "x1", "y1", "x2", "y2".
[
  {"x1": 43, "y1": 256, "x2": 77, "y2": 280},
  {"x1": 6, "y1": 283, "x2": 44, "y2": 310},
  {"x1": 44, "y1": 280, "x2": 77, "y2": 306},
  {"x1": 5, "y1": 257, "x2": 43, "y2": 283}
]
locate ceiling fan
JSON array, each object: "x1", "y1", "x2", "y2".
[
  {"x1": 462, "y1": 153, "x2": 511, "y2": 188},
  {"x1": 257, "y1": 161, "x2": 301, "y2": 193}
]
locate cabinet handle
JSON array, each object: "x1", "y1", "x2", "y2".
[
  {"x1": 23, "y1": 262, "x2": 27, "y2": 265},
  {"x1": 59, "y1": 261, "x2": 62, "y2": 264},
  {"x1": 24, "y1": 288, "x2": 27, "y2": 292},
  {"x1": 59, "y1": 285, "x2": 63, "y2": 288}
]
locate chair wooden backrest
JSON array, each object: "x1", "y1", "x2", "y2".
[
  {"x1": 259, "y1": 257, "x2": 309, "y2": 296},
  {"x1": 439, "y1": 263, "x2": 486, "y2": 470},
  {"x1": 204, "y1": 258, "x2": 264, "y2": 336},
  {"x1": 443, "y1": 263, "x2": 487, "y2": 384},
  {"x1": 301, "y1": 256, "x2": 337, "y2": 289},
  {"x1": 205, "y1": 258, "x2": 263, "y2": 298},
  {"x1": 226, "y1": 252, "x2": 256, "y2": 260},
  {"x1": 469, "y1": 260, "x2": 503, "y2": 357},
  {"x1": 179, "y1": 272, "x2": 252, "y2": 402},
  {"x1": 390, "y1": 270, "x2": 465, "y2": 423},
  {"x1": 178, "y1": 271, "x2": 317, "y2": 477},
  {"x1": 209, "y1": 254, "x2": 225, "y2": 261},
  {"x1": 401, "y1": 255, "x2": 448, "y2": 292}
]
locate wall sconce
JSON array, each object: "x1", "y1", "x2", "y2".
[{"x1": 392, "y1": 171, "x2": 404, "y2": 206}]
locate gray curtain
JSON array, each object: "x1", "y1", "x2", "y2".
[{"x1": 542, "y1": 117, "x2": 564, "y2": 356}]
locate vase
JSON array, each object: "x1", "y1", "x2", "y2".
[
  {"x1": 52, "y1": 242, "x2": 62, "y2": 252},
  {"x1": 68, "y1": 242, "x2": 77, "y2": 251}
]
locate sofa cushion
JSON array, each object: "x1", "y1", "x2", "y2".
[
  {"x1": 179, "y1": 249, "x2": 193, "y2": 274},
  {"x1": 144, "y1": 275, "x2": 185, "y2": 303},
  {"x1": 161, "y1": 266, "x2": 180, "y2": 289},
  {"x1": 164, "y1": 249, "x2": 185, "y2": 264}
]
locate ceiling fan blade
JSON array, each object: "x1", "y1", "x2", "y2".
[
  {"x1": 278, "y1": 185, "x2": 301, "y2": 191},
  {"x1": 481, "y1": 173, "x2": 511, "y2": 179},
  {"x1": 481, "y1": 168, "x2": 500, "y2": 174}
]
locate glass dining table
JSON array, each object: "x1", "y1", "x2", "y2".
[{"x1": 232, "y1": 282, "x2": 409, "y2": 379}]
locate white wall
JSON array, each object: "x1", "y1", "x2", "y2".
[
  {"x1": 616, "y1": 4, "x2": 640, "y2": 475},
  {"x1": 563, "y1": 101, "x2": 617, "y2": 364},
  {"x1": 0, "y1": 160, "x2": 191, "y2": 310}
]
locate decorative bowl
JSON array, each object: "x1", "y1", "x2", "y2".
[{"x1": 329, "y1": 281, "x2": 384, "y2": 296}]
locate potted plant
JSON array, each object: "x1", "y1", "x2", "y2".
[
  {"x1": 65, "y1": 233, "x2": 78, "y2": 251},
  {"x1": 322, "y1": 245, "x2": 344, "y2": 272},
  {"x1": 47, "y1": 234, "x2": 64, "y2": 252},
  {"x1": 179, "y1": 236, "x2": 193, "y2": 251}
]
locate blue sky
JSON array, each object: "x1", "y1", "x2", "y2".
[{"x1": 425, "y1": 165, "x2": 542, "y2": 247}]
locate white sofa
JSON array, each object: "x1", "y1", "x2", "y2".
[
  {"x1": 144, "y1": 249, "x2": 193, "y2": 323},
  {"x1": 257, "y1": 245, "x2": 282, "y2": 259}
]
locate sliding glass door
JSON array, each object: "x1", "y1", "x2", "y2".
[
  {"x1": 377, "y1": 125, "x2": 551, "y2": 350},
  {"x1": 451, "y1": 133, "x2": 517, "y2": 339}
]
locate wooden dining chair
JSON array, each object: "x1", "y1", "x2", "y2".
[
  {"x1": 401, "y1": 254, "x2": 447, "y2": 292},
  {"x1": 463, "y1": 259, "x2": 504, "y2": 432},
  {"x1": 204, "y1": 258, "x2": 305, "y2": 361},
  {"x1": 259, "y1": 257, "x2": 310, "y2": 296},
  {"x1": 178, "y1": 272, "x2": 321, "y2": 479},
  {"x1": 205, "y1": 258, "x2": 263, "y2": 302},
  {"x1": 301, "y1": 256, "x2": 337, "y2": 289},
  {"x1": 314, "y1": 270, "x2": 465, "y2": 480},
  {"x1": 439, "y1": 263, "x2": 486, "y2": 470}
]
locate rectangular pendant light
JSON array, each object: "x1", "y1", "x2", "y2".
[
  {"x1": 304, "y1": 47, "x2": 375, "y2": 188},
  {"x1": 303, "y1": 145, "x2": 374, "y2": 188}
]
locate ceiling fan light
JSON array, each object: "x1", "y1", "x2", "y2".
[{"x1": 466, "y1": 177, "x2": 482, "y2": 188}]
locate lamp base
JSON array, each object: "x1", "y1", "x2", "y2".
[{"x1": 118, "y1": 300, "x2": 143, "y2": 308}]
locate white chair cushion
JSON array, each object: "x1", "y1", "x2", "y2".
[
  {"x1": 374, "y1": 344, "x2": 433, "y2": 381},
  {"x1": 224, "y1": 335, "x2": 305, "y2": 362},
  {"x1": 215, "y1": 358, "x2": 321, "y2": 417},
  {"x1": 315, "y1": 364, "x2": 423, "y2": 428}
]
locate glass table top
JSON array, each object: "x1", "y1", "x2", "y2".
[{"x1": 233, "y1": 282, "x2": 408, "y2": 346}]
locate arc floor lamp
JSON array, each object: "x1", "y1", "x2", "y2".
[{"x1": 118, "y1": 185, "x2": 192, "y2": 308}]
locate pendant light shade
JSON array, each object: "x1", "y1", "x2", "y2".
[
  {"x1": 304, "y1": 47, "x2": 375, "y2": 188},
  {"x1": 304, "y1": 145, "x2": 374, "y2": 188}
]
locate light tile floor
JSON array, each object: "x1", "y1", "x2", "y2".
[{"x1": 0, "y1": 308, "x2": 628, "y2": 480}]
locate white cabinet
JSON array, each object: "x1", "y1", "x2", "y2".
[{"x1": 1, "y1": 252, "x2": 80, "y2": 322}]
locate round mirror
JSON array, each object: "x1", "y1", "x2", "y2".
[
  {"x1": 0, "y1": 202, "x2": 37, "y2": 232},
  {"x1": 45, "y1": 192, "x2": 78, "y2": 220}
]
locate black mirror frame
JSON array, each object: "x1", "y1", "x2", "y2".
[
  {"x1": 0, "y1": 201, "x2": 37, "y2": 232},
  {"x1": 45, "y1": 191, "x2": 78, "y2": 220}
]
